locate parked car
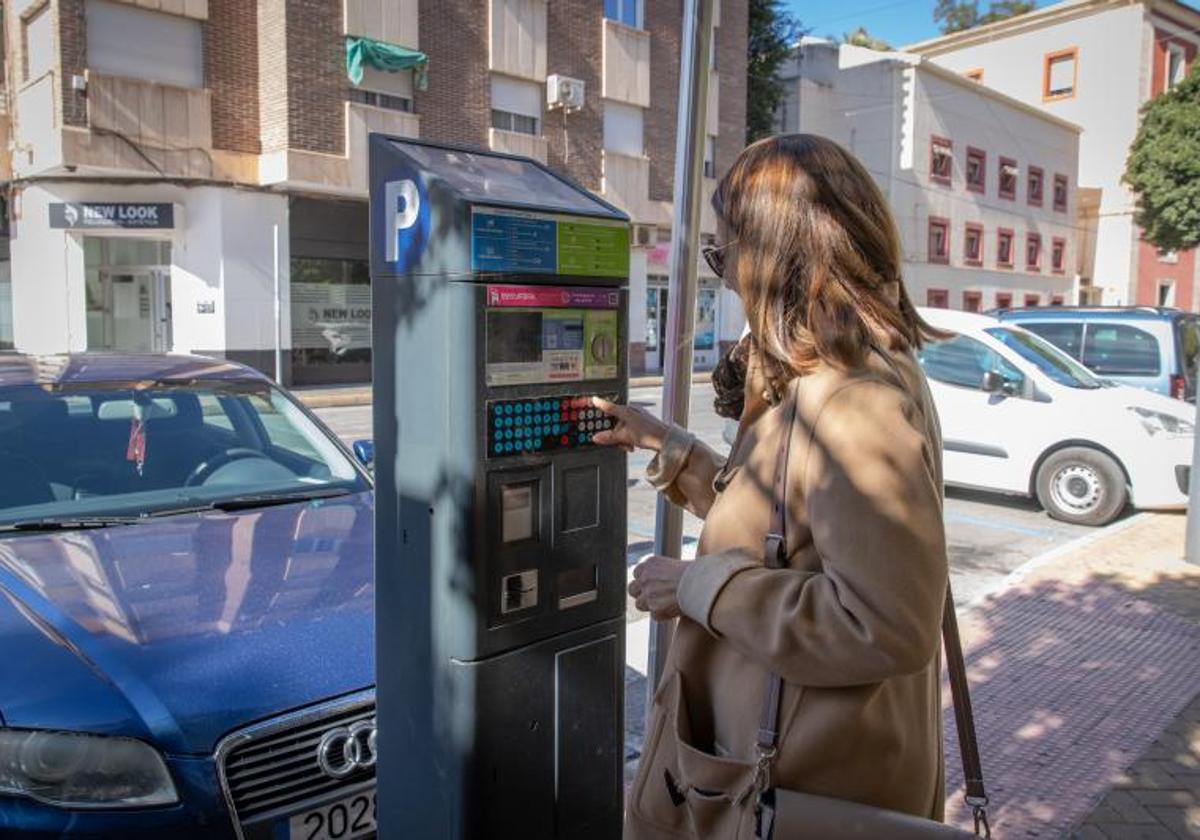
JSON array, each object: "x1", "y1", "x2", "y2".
[
  {"x1": 0, "y1": 353, "x2": 377, "y2": 838},
  {"x1": 916, "y1": 308, "x2": 1193, "y2": 525},
  {"x1": 993, "y1": 306, "x2": 1200, "y2": 401}
]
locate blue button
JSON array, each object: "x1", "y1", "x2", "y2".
[
  {"x1": 534, "y1": 439, "x2": 543, "y2": 450},
  {"x1": 493, "y1": 417, "x2": 502, "y2": 429},
  {"x1": 493, "y1": 443, "x2": 502, "y2": 454},
  {"x1": 521, "y1": 402, "x2": 531, "y2": 413},
  {"x1": 552, "y1": 400, "x2": 560, "y2": 410},
  {"x1": 535, "y1": 401, "x2": 544, "y2": 411},
  {"x1": 504, "y1": 442, "x2": 513, "y2": 453},
  {"x1": 505, "y1": 404, "x2": 514, "y2": 415},
  {"x1": 578, "y1": 433, "x2": 588, "y2": 443}
]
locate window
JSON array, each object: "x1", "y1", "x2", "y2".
[
  {"x1": 24, "y1": 3, "x2": 54, "y2": 81},
  {"x1": 965, "y1": 147, "x2": 986, "y2": 193},
  {"x1": 1051, "y1": 237, "x2": 1066, "y2": 273},
  {"x1": 1158, "y1": 249, "x2": 1180, "y2": 264},
  {"x1": 964, "y1": 223, "x2": 983, "y2": 266},
  {"x1": 1167, "y1": 43, "x2": 1187, "y2": 91},
  {"x1": 350, "y1": 65, "x2": 415, "y2": 113},
  {"x1": 1082, "y1": 324, "x2": 1161, "y2": 375},
  {"x1": 963, "y1": 291, "x2": 983, "y2": 312},
  {"x1": 964, "y1": 68, "x2": 984, "y2": 83},
  {"x1": 1025, "y1": 322, "x2": 1084, "y2": 358},
  {"x1": 997, "y1": 228, "x2": 1014, "y2": 267},
  {"x1": 928, "y1": 217, "x2": 950, "y2": 264},
  {"x1": 703, "y1": 135, "x2": 715, "y2": 179},
  {"x1": 604, "y1": 0, "x2": 642, "y2": 28},
  {"x1": 290, "y1": 255, "x2": 372, "y2": 381},
  {"x1": 1026, "y1": 233, "x2": 1042, "y2": 271},
  {"x1": 491, "y1": 75, "x2": 542, "y2": 136},
  {"x1": 926, "y1": 289, "x2": 950, "y2": 308},
  {"x1": 604, "y1": 101, "x2": 644, "y2": 156},
  {"x1": 86, "y1": 0, "x2": 204, "y2": 88},
  {"x1": 917, "y1": 334, "x2": 1024, "y2": 391},
  {"x1": 1027, "y1": 166, "x2": 1044, "y2": 206},
  {"x1": 1044, "y1": 47, "x2": 1078, "y2": 100},
  {"x1": 930, "y1": 136, "x2": 953, "y2": 184},
  {"x1": 1159, "y1": 280, "x2": 1176, "y2": 307},
  {"x1": 1053, "y1": 174, "x2": 1068, "y2": 212},
  {"x1": 1051, "y1": 295, "x2": 1065, "y2": 306},
  {"x1": 999, "y1": 157, "x2": 1018, "y2": 200},
  {"x1": 996, "y1": 292, "x2": 1013, "y2": 309},
  {"x1": 1025, "y1": 294, "x2": 1041, "y2": 307}
]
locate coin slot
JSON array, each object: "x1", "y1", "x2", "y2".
[
  {"x1": 501, "y1": 481, "x2": 538, "y2": 544},
  {"x1": 502, "y1": 570, "x2": 538, "y2": 614}
]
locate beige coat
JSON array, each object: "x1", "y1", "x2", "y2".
[{"x1": 625, "y1": 345, "x2": 948, "y2": 839}]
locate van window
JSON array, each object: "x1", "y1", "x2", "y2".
[
  {"x1": 1023, "y1": 322, "x2": 1083, "y2": 359},
  {"x1": 1081, "y1": 324, "x2": 1161, "y2": 375}
]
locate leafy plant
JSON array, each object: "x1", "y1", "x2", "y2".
[{"x1": 748, "y1": 0, "x2": 805, "y2": 142}]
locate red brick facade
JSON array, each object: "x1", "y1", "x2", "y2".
[
  {"x1": 546, "y1": 0, "x2": 603, "y2": 191},
  {"x1": 645, "y1": 0, "x2": 683, "y2": 203},
  {"x1": 207, "y1": 0, "x2": 261, "y2": 154},
  {"x1": 413, "y1": 0, "x2": 489, "y2": 149},
  {"x1": 59, "y1": 0, "x2": 88, "y2": 128},
  {"x1": 283, "y1": 0, "x2": 345, "y2": 155}
]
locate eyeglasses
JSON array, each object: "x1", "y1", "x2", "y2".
[{"x1": 702, "y1": 240, "x2": 737, "y2": 278}]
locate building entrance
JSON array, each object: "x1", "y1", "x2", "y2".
[{"x1": 85, "y1": 239, "x2": 172, "y2": 353}]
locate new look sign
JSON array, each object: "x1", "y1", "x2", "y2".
[{"x1": 49, "y1": 203, "x2": 175, "y2": 230}]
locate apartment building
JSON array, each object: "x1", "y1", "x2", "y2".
[
  {"x1": 907, "y1": 0, "x2": 1200, "y2": 311},
  {"x1": 777, "y1": 40, "x2": 1081, "y2": 311},
  {"x1": 0, "y1": 0, "x2": 747, "y2": 384}
]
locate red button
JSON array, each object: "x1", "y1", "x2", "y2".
[{"x1": 560, "y1": 435, "x2": 569, "y2": 445}]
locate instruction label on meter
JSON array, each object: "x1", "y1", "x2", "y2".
[
  {"x1": 472, "y1": 209, "x2": 629, "y2": 277},
  {"x1": 485, "y1": 285, "x2": 621, "y2": 387}
]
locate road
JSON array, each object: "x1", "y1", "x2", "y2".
[{"x1": 314, "y1": 383, "x2": 1109, "y2": 773}]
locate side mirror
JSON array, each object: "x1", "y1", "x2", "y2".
[
  {"x1": 352, "y1": 440, "x2": 375, "y2": 470},
  {"x1": 981, "y1": 371, "x2": 1005, "y2": 393}
]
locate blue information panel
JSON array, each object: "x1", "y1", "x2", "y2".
[{"x1": 472, "y1": 211, "x2": 557, "y2": 274}]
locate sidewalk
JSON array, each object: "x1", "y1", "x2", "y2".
[
  {"x1": 944, "y1": 511, "x2": 1200, "y2": 838},
  {"x1": 292, "y1": 372, "x2": 711, "y2": 409}
]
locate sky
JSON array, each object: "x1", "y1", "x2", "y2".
[{"x1": 784, "y1": 0, "x2": 1025, "y2": 49}]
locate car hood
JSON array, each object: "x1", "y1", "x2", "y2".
[
  {"x1": 1087, "y1": 383, "x2": 1196, "y2": 423},
  {"x1": 0, "y1": 492, "x2": 374, "y2": 756}
]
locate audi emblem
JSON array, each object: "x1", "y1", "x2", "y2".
[{"x1": 316, "y1": 719, "x2": 377, "y2": 779}]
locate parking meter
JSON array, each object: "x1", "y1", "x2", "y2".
[{"x1": 369, "y1": 136, "x2": 630, "y2": 839}]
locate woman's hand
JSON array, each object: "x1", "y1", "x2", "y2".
[
  {"x1": 628, "y1": 555, "x2": 689, "y2": 621},
  {"x1": 592, "y1": 396, "x2": 668, "y2": 453}
]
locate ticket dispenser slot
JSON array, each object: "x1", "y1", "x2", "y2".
[{"x1": 371, "y1": 136, "x2": 629, "y2": 839}]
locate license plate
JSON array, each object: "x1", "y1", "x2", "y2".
[{"x1": 288, "y1": 790, "x2": 376, "y2": 840}]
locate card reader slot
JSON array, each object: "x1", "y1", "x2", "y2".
[{"x1": 557, "y1": 566, "x2": 598, "y2": 610}]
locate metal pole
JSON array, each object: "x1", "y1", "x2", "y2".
[
  {"x1": 273, "y1": 223, "x2": 283, "y2": 385},
  {"x1": 647, "y1": 0, "x2": 714, "y2": 715},
  {"x1": 1185, "y1": 352, "x2": 1200, "y2": 564}
]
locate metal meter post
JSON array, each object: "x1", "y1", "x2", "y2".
[
  {"x1": 370, "y1": 138, "x2": 631, "y2": 839},
  {"x1": 647, "y1": 0, "x2": 716, "y2": 699}
]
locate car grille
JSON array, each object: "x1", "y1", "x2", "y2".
[{"x1": 218, "y1": 693, "x2": 375, "y2": 833}]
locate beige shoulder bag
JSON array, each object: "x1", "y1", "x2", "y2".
[{"x1": 754, "y1": 374, "x2": 991, "y2": 840}]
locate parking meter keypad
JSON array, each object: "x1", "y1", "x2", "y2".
[{"x1": 487, "y1": 395, "x2": 615, "y2": 457}]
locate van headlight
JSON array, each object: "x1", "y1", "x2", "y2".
[
  {"x1": 0, "y1": 729, "x2": 178, "y2": 808},
  {"x1": 1129, "y1": 407, "x2": 1194, "y2": 437}
]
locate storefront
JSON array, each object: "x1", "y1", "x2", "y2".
[{"x1": 643, "y1": 275, "x2": 722, "y2": 372}]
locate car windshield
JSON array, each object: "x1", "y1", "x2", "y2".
[
  {"x1": 0, "y1": 379, "x2": 368, "y2": 528},
  {"x1": 985, "y1": 326, "x2": 1102, "y2": 389}
]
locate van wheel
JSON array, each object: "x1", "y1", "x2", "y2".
[{"x1": 1035, "y1": 447, "x2": 1127, "y2": 526}]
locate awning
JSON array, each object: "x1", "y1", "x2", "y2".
[{"x1": 345, "y1": 36, "x2": 428, "y2": 91}]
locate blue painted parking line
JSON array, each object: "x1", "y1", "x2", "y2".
[{"x1": 944, "y1": 510, "x2": 1062, "y2": 540}]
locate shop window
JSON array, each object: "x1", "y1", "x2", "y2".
[
  {"x1": 1043, "y1": 48, "x2": 1078, "y2": 100},
  {"x1": 1026, "y1": 233, "x2": 1042, "y2": 271},
  {"x1": 964, "y1": 223, "x2": 983, "y2": 266},
  {"x1": 999, "y1": 157, "x2": 1018, "y2": 200},
  {"x1": 926, "y1": 289, "x2": 949, "y2": 308},
  {"x1": 604, "y1": 101, "x2": 644, "y2": 156},
  {"x1": 963, "y1": 291, "x2": 983, "y2": 312},
  {"x1": 604, "y1": 0, "x2": 642, "y2": 28},
  {"x1": 1025, "y1": 294, "x2": 1041, "y2": 307},
  {"x1": 1053, "y1": 174, "x2": 1069, "y2": 212},
  {"x1": 965, "y1": 147, "x2": 986, "y2": 193},
  {"x1": 290, "y1": 257, "x2": 372, "y2": 384},
  {"x1": 929, "y1": 136, "x2": 952, "y2": 184},
  {"x1": 86, "y1": 0, "x2": 204, "y2": 88},
  {"x1": 491, "y1": 75, "x2": 541, "y2": 136},
  {"x1": 24, "y1": 3, "x2": 53, "y2": 81},
  {"x1": 1051, "y1": 237, "x2": 1066, "y2": 274},
  {"x1": 1027, "y1": 166, "x2": 1044, "y2": 206},
  {"x1": 995, "y1": 292, "x2": 1013, "y2": 309},
  {"x1": 928, "y1": 217, "x2": 950, "y2": 264},
  {"x1": 997, "y1": 228, "x2": 1014, "y2": 268}
]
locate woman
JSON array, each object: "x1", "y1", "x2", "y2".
[{"x1": 594, "y1": 134, "x2": 950, "y2": 838}]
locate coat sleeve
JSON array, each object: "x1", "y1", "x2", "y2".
[
  {"x1": 648, "y1": 434, "x2": 726, "y2": 520},
  {"x1": 675, "y1": 379, "x2": 948, "y2": 687}
]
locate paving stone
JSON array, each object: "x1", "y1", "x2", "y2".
[
  {"x1": 1100, "y1": 824, "x2": 1181, "y2": 839},
  {"x1": 1130, "y1": 789, "x2": 1195, "y2": 807},
  {"x1": 1144, "y1": 805, "x2": 1200, "y2": 837}
]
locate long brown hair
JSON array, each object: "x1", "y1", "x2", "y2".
[{"x1": 712, "y1": 134, "x2": 943, "y2": 380}]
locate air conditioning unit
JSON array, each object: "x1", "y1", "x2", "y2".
[
  {"x1": 547, "y1": 74, "x2": 586, "y2": 112},
  {"x1": 632, "y1": 224, "x2": 657, "y2": 248}
]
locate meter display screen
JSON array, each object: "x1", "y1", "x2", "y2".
[{"x1": 485, "y1": 285, "x2": 620, "y2": 387}]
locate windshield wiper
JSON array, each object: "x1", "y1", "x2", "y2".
[
  {"x1": 151, "y1": 486, "x2": 355, "y2": 517},
  {"x1": 0, "y1": 516, "x2": 146, "y2": 534}
]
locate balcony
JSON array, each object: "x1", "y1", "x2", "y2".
[
  {"x1": 603, "y1": 19, "x2": 650, "y2": 107},
  {"x1": 344, "y1": 0, "x2": 419, "y2": 48},
  {"x1": 488, "y1": 128, "x2": 548, "y2": 163}
]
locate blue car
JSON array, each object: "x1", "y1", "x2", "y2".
[
  {"x1": 0, "y1": 354, "x2": 377, "y2": 839},
  {"x1": 994, "y1": 306, "x2": 1200, "y2": 402}
]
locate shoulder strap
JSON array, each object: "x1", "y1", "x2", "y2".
[{"x1": 756, "y1": 373, "x2": 990, "y2": 835}]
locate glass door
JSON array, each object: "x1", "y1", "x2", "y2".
[
  {"x1": 644, "y1": 287, "x2": 668, "y2": 372},
  {"x1": 88, "y1": 269, "x2": 172, "y2": 352}
]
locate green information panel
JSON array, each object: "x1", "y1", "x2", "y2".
[{"x1": 558, "y1": 221, "x2": 630, "y2": 278}]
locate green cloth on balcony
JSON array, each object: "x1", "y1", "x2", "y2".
[{"x1": 345, "y1": 36, "x2": 428, "y2": 91}]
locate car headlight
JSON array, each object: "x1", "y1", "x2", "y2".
[
  {"x1": 1129, "y1": 406, "x2": 1194, "y2": 437},
  {"x1": 0, "y1": 729, "x2": 178, "y2": 808}
]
